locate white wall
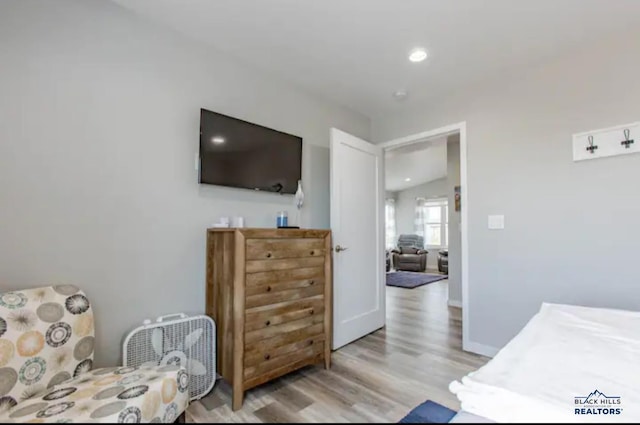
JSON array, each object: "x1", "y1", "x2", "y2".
[
  {"x1": 385, "y1": 191, "x2": 398, "y2": 201},
  {"x1": 0, "y1": 0, "x2": 369, "y2": 366},
  {"x1": 373, "y1": 26, "x2": 640, "y2": 353},
  {"x1": 446, "y1": 136, "x2": 462, "y2": 305},
  {"x1": 394, "y1": 177, "x2": 447, "y2": 269}
]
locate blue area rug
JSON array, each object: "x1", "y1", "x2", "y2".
[
  {"x1": 399, "y1": 400, "x2": 457, "y2": 423},
  {"x1": 386, "y1": 271, "x2": 448, "y2": 289}
]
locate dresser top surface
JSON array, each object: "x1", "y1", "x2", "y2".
[{"x1": 207, "y1": 228, "x2": 331, "y2": 238}]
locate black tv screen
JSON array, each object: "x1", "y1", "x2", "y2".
[{"x1": 199, "y1": 109, "x2": 302, "y2": 194}]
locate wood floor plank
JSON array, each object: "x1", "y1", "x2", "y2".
[
  {"x1": 188, "y1": 279, "x2": 488, "y2": 422},
  {"x1": 253, "y1": 402, "x2": 306, "y2": 423},
  {"x1": 269, "y1": 385, "x2": 314, "y2": 412}
]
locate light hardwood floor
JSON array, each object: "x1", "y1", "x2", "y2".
[{"x1": 187, "y1": 279, "x2": 488, "y2": 422}]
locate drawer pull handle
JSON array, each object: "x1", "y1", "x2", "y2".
[
  {"x1": 309, "y1": 309, "x2": 314, "y2": 315},
  {"x1": 310, "y1": 250, "x2": 315, "y2": 255},
  {"x1": 264, "y1": 354, "x2": 271, "y2": 360},
  {"x1": 265, "y1": 320, "x2": 271, "y2": 326},
  {"x1": 266, "y1": 286, "x2": 272, "y2": 292},
  {"x1": 308, "y1": 340, "x2": 314, "y2": 346},
  {"x1": 266, "y1": 252, "x2": 272, "y2": 258},
  {"x1": 309, "y1": 280, "x2": 314, "y2": 285}
]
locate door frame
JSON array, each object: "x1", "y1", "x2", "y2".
[{"x1": 379, "y1": 121, "x2": 475, "y2": 355}]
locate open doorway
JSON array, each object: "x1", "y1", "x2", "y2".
[
  {"x1": 380, "y1": 123, "x2": 469, "y2": 352},
  {"x1": 385, "y1": 136, "x2": 451, "y2": 275}
]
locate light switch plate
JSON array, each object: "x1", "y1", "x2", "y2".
[{"x1": 488, "y1": 215, "x2": 505, "y2": 230}]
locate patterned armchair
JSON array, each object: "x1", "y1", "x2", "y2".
[
  {"x1": 0, "y1": 285, "x2": 189, "y2": 423},
  {"x1": 391, "y1": 234, "x2": 428, "y2": 272}
]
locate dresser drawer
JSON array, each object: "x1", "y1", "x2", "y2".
[
  {"x1": 245, "y1": 312, "x2": 324, "y2": 345},
  {"x1": 244, "y1": 341, "x2": 324, "y2": 386},
  {"x1": 245, "y1": 322, "x2": 323, "y2": 357},
  {"x1": 245, "y1": 296, "x2": 325, "y2": 332},
  {"x1": 245, "y1": 282, "x2": 324, "y2": 309},
  {"x1": 245, "y1": 266, "x2": 324, "y2": 287},
  {"x1": 244, "y1": 333, "x2": 326, "y2": 367},
  {"x1": 245, "y1": 256, "x2": 324, "y2": 274},
  {"x1": 246, "y1": 238, "x2": 326, "y2": 260},
  {"x1": 246, "y1": 276, "x2": 324, "y2": 297}
]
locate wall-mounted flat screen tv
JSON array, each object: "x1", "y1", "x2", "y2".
[{"x1": 199, "y1": 108, "x2": 302, "y2": 194}]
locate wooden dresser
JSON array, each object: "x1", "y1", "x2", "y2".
[{"x1": 205, "y1": 228, "x2": 332, "y2": 410}]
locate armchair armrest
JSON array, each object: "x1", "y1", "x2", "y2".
[
  {"x1": 416, "y1": 249, "x2": 428, "y2": 255},
  {"x1": 391, "y1": 248, "x2": 401, "y2": 254}
]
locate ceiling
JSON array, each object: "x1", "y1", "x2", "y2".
[
  {"x1": 112, "y1": 0, "x2": 640, "y2": 117},
  {"x1": 385, "y1": 138, "x2": 447, "y2": 191}
]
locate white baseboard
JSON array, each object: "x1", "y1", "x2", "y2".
[
  {"x1": 464, "y1": 340, "x2": 500, "y2": 358},
  {"x1": 447, "y1": 299, "x2": 462, "y2": 308}
]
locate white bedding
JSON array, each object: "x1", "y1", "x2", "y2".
[{"x1": 449, "y1": 303, "x2": 640, "y2": 423}]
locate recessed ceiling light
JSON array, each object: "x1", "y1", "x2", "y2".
[
  {"x1": 393, "y1": 90, "x2": 408, "y2": 101},
  {"x1": 409, "y1": 47, "x2": 428, "y2": 63},
  {"x1": 405, "y1": 178, "x2": 411, "y2": 182},
  {"x1": 211, "y1": 136, "x2": 225, "y2": 144}
]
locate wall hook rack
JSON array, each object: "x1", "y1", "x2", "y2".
[
  {"x1": 586, "y1": 135, "x2": 598, "y2": 154},
  {"x1": 621, "y1": 129, "x2": 634, "y2": 149},
  {"x1": 573, "y1": 121, "x2": 639, "y2": 162}
]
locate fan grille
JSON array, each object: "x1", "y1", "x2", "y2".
[{"x1": 124, "y1": 315, "x2": 216, "y2": 400}]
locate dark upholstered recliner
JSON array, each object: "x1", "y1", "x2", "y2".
[
  {"x1": 438, "y1": 249, "x2": 449, "y2": 274},
  {"x1": 386, "y1": 250, "x2": 391, "y2": 272},
  {"x1": 391, "y1": 234, "x2": 428, "y2": 272}
]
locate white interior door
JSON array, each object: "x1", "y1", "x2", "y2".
[{"x1": 330, "y1": 128, "x2": 385, "y2": 349}]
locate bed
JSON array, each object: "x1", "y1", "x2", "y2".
[{"x1": 448, "y1": 302, "x2": 640, "y2": 423}]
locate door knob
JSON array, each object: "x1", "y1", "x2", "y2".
[{"x1": 335, "y1": 245, "x2": 348, "y2": 252}]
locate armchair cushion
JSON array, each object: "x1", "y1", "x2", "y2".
[
  {"x1": 0, "y1": 364, "x2": 189, "y2": 422},
  {"x1": 397, "y1": 247, "x2": 428, "y2": 255}
]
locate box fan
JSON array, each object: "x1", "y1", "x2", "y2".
[{"x1": 123, "y1": 313, "x2": 216, "y2": 400}]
